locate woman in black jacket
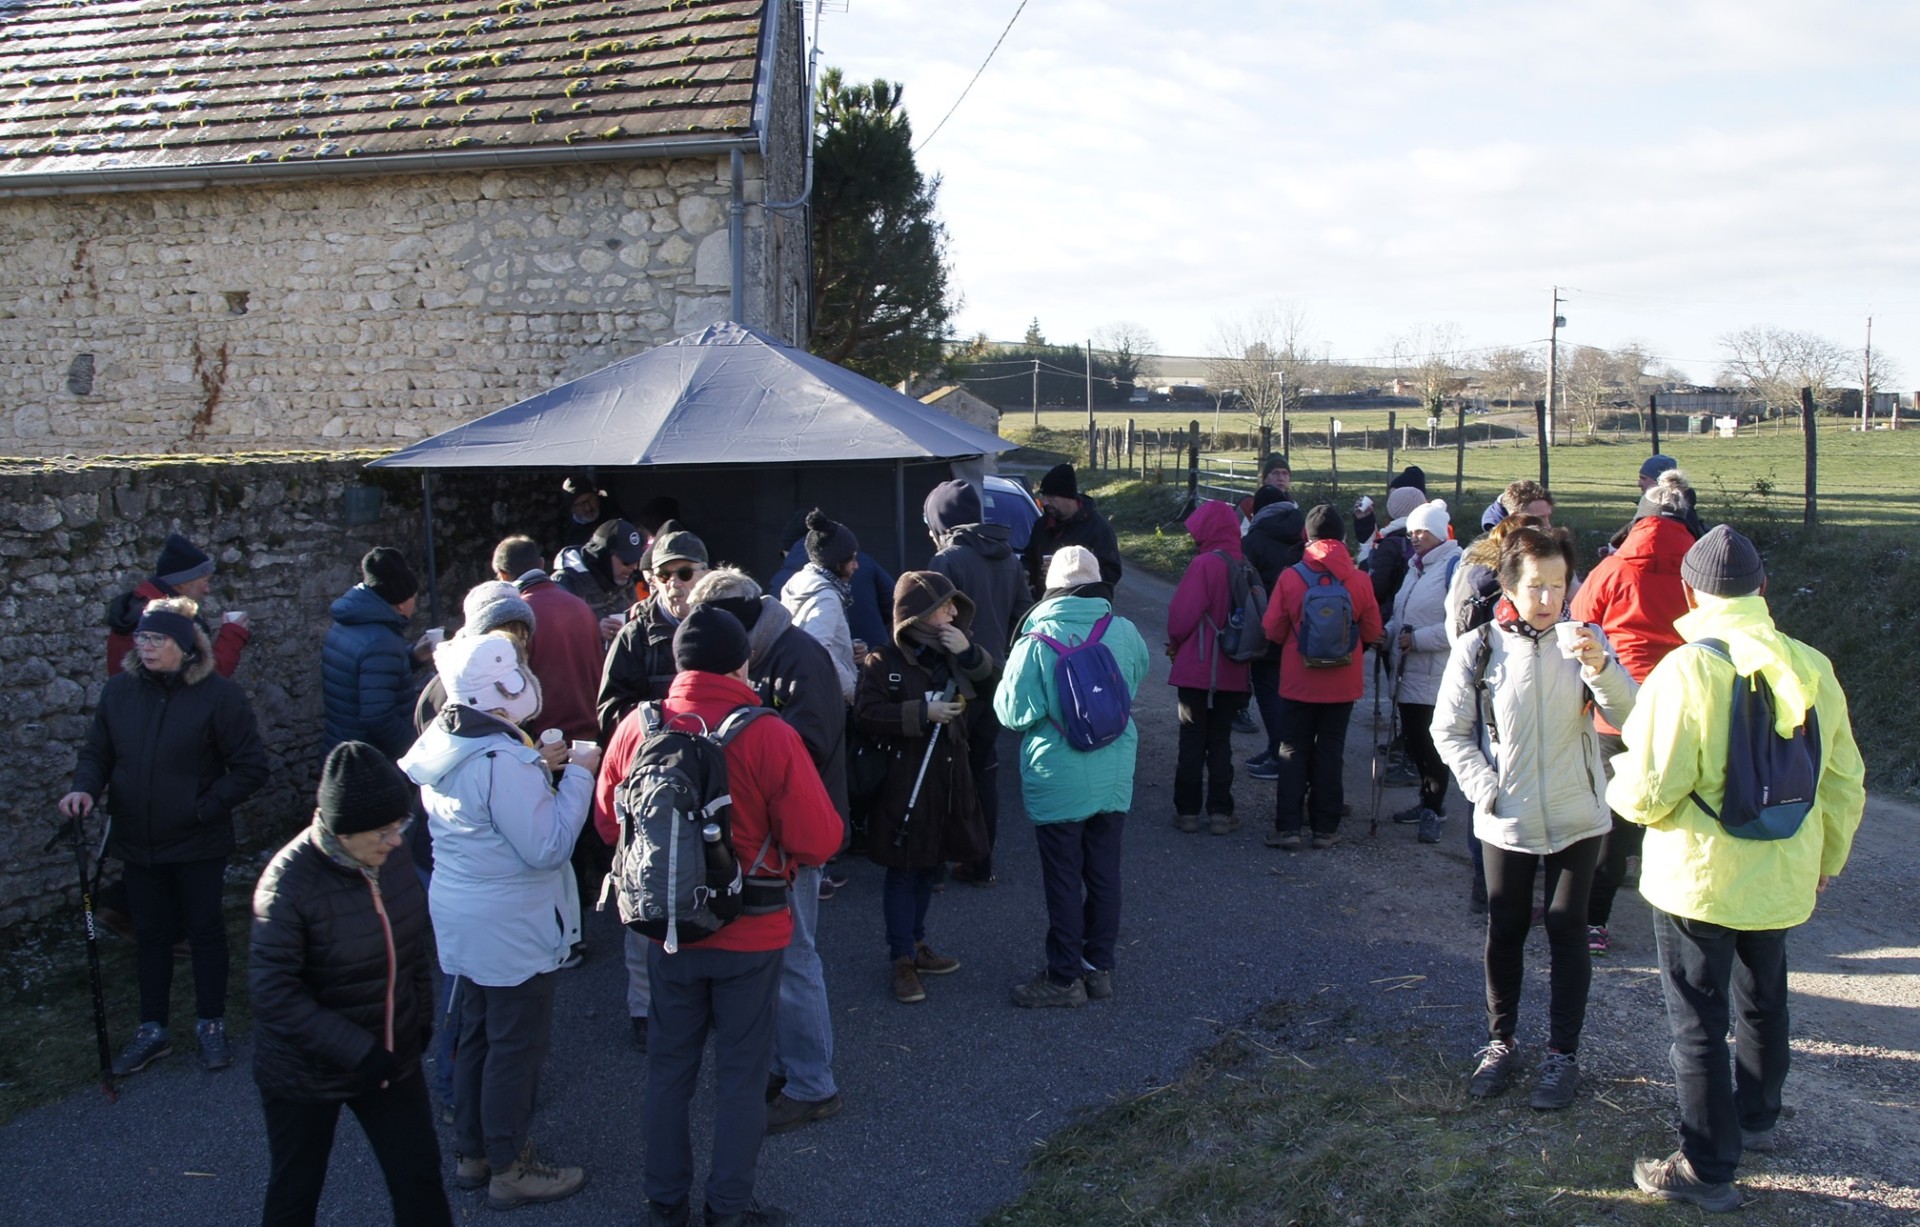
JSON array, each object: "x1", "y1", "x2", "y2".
[
  {"x1": 250, "y1": 742, "x2": 451, "y2": 1227},
  {"x1": 61, "y1": 597, "x2": 267, "y2": 1076},
  {"x1": 1240, "y1": 486, "x2": 1305, "y2": 774}
]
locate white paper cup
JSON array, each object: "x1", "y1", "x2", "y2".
[
  {"x1": 608, "y1": 612, "x2": 629, "y2": 627},
  {"x1": 1554, "y1": 621, "x2": 1586, "y2": 658},
  {"x1": 571, "y1": 740, "x2": 598, "y2": 755},
  {"x1": 422, "y1": 626, "x2": 446, "y2": 646},
  {"x1": 223, "y1": 611, "x2": 246, "y2": 623},
  {"x1": 538, "y1": 728, "x2": 564, "y2": 746}
]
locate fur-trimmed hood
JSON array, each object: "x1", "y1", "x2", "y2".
[{"x1": 120, "y1": 619, "x2": 216, "y2": 686}]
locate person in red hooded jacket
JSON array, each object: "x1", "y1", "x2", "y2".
[
  {"x1": 593, "y1": 606, "x2": 841, "y2": 1227},
  {"x1": 1164, "y1": 499, "x2": 1252, "y2": 836},
  {"x1": 1259, "y1": 504, "x2": 1384, "y2": 850},
  {"x1": 1568, "y1": 468, "x2": 1699, "y2": 953}
]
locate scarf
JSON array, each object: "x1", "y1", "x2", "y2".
[
  {"x1": 806, "y1": 562, "x2": 852, "y2": 610},
  {"x1": 1493, "y1": 596, "x2": 1553, "y2": 642},
  {"x1": 314, "y1": 823, "x2": 382, "y2": 888}
]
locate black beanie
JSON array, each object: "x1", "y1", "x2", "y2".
[
  {"x1": 1040, "y1": 463, "x2": 1079, "y2": 499},
  {"x1": 1252, "y1": 485, "x2": 1288, "y2": 512},
  {"x1": 154, "y1": 532, "x2": 214, "y2": 587},
  {"x1": 360, "y1": 547, "x2": 419, "y2": 606},
  {"x1": 704, "y1": 594, "x2": 764, "y2": 632},
  {"x1": 673, "y1": 605, "x2": 751, "y2": 675},
  {"x1": 1304, "y1": 503, "x2": 1345, "y2": 542},
  {"x1": 804, "y1": 508, "x2": 859, "y2": 571},
  {"x1": 316, "y1": 741, "x2": 415, "y2": 836},
  {"x1": 1681, "y1": 525, "x2": 1765, "y2": 597},
  {"x1": 1387, "y1": 466, "x2": 1427, "y2": 494}
]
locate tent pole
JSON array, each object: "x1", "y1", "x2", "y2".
[
  {"x1": 895, "y1": 459, "x2": 907, "y2": 573},
  {"x1": 420, "y1": 472, "x2": 441, "y2": 630}
]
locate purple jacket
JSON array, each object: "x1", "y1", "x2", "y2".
[{"x1": 1165, "y1": 500, "x2": 1250, "y2": 693}]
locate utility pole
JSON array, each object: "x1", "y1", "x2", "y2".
[
  {"x1": 1030, "y1": 358, "x2": 1039, "y2": 428},
  {"x1": 1546, "y1": 287, "x2": 1565, "y2": 447},
  {"x1": 1085, "y1": 339, "x2": 1095, "y2": 470},
  {"x1": 1862, "y1": 315, "x2": 1874, "y2": 433}
]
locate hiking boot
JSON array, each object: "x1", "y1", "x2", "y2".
[
  {"x1": 1231, "y1": 710, "x2": 1259, "y2": 735},
  {"x1": 1588, "y1": 925, "x2": 1611, "y2": 956},
  {"x1": 892, "y1": 956, "x2": 926, "y2": 1004},
  {"x1": 951, "y1": 862, "x2": 997, "y2": 887},
  {"x1": 487, "y1": 1143, "x2": 585, "y2": 1210},
  {"x1": 765, "y1": 1091, "x2": 844, "y2": 1134},
  {"x1": 194, "y1": 1017, "x2": 232, "y2": 1071},
  {"x1": 111, "y1": 1022, "x2": 173, "y2": 1076},
  {"x1": 646, "y1": 1200, "x2": 690, "y2": 1227},
  {"x1": 630, "y1": 1015, "x2": 649, "y2": 1053},
  {"x1": 1468, "y1": 1038, "x2": 1518, "y2": 1098},
  {"x1": 1632, "y1": 1150, "x2": 1741, "y2": 1212},
  {"x1": 1742, "y1": 1127, "x2": 1777, "y2": 1154},
  {"x1": 453, "y1": 1153, "x2": 491, "y2": 1190},
  {"x1": 1010, "y1": 972, "x2": 1088, "y2": 1009},
  {"x1": 816, "y1": 876, "x2": 837, "y2": 901},
  {"x1": 1245, "y1": 752, "x2": 1279, "y2": 780},
  {"x1": 1311, "y1": 832, "x2": 1338, "y2": 849},
  {"x1": 1622, "y1": 853, "x2": 1642, "y2": 889},
  {"x1": 1529, "y1": 1050, "x2": 1580, "y2": 1110},
  {"x1": 1083, "y1": 968, "x2": 1113, "y2": 1000},
  {"x1": 1384, "y1": 761, "x2": 1419, "y2": 787},
  {"x1": 703, "y1": 1201, "x2": 790, "y2": 1227},
  {"x1": 913, "y1": 940, "x2": 960, "y2": 975},
  {"x1": 1265, "y1": 830, "x2": 1301, "y2": 851},
  {"x1": 558, "y1": 943, "x2": 586, "y2": 971},
  {"x1": 1208, "y1": 812, "x2": 1241, "y2": 836},
  {"x1": 821, "y1": 859, "x2": 850, "y2": 890},
  {"x1": 1416, "y1": 809, "x2": 1444, "y2": 845},
  {"x1": 1173, "y1": 813, "x2": 1201, "y2": 834},
  {"x1": 1389, "y1": 804, "x2": 1426, "y2": 825}
]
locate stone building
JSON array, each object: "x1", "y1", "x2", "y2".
[{"x1": 0, "y1": 0, "x2": 811, "y2": 455}]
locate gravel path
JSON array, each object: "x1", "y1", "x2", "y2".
[{"x1": 2, "y1": 567, "x2": 1913, "y2": 1225}]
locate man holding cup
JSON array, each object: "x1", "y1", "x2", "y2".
[
  {"x1": 322, "y1": 548, "x2": 434, "y2": 762},
  {"x1": 106, "y1": 531, "x2": 251, "y2": 678}
]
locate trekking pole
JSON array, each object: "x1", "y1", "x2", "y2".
[
  {"x1": 47, "y1": 811, "x2": 117, "y2": 1103},
  {"x1": 894, "y1": 680, "x2": 958, "y2": 848}
]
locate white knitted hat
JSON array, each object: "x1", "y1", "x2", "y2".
[
  {"x1": 1047, "y1": 545, "x2": 1103, "y2": 590},
  {"x1": 1408, "y1": 498, "x2": 1451, "y2": 538}
]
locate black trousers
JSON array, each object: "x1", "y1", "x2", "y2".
[
  {"x1": 1174, "y1": 687, "x2": 1243, "y2": 816},
  {"x1": 121, "y1": 857, "x2": 228, "y2": 1026},
  {"x1": 1274, "y1": 700, "x2": 1353, "y2": 834},
  {"x1": 965, "y1": 701, "x2": 1003, "y2": 872},
  {"x1": 1397, "y1": 701, "x2": 1449, "y2": 816},
  {"x1": 1482, "y1": 836, "x2": 1602, "y2": 1051},
  {"x1": 260, "y1": 1071, "x2": 452, "y2": 1227},
  {"x1": 453, "y1": 971, "x2": 557, "y2": 1169},
  {"x1": 1586, "y1": 733, "x2": 1643, "y2": 927},
  {"x1": 1034, "y1": 812, "x2": 1125, "y2": 984}
]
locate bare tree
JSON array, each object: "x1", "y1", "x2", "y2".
[
  {"x1": 1093, "y1": 321, "x2": 1157, "y2": 390},
  {"x1": 1393, "y1": 323, "x2": 1468, "y2": 421},
  {"x1": 1717, "y1": 326, "x2": 1850, "y2": 418},
  {"x1": 1482, "y1": 346, "x2": 1542, "y2": 409},
  {"x1": 1209, "y1": 304, "x2": 1313, "y2": 439}
]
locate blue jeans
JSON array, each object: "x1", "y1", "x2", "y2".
[
  {"x1": 1651, "y1": 908, "x2": 1791, "y2": 1182},
  {"x1": 881, "y1": 868, "x2": 936, "y2": 961},
  {"x1": 772, "y1": 866, "x2": 836, "y2": 1101}
]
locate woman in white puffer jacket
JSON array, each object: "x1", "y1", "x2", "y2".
[
  {"x1": 1432, "y1": 526, "x2": 1636, "y2": 1115},
  {"x1": 1386, "y1": 499, "x2": 1463, "y2": 842}
]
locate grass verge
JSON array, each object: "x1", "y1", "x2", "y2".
[
  {"x1": 988, "y1": 996, "x2": 1852, "y2": 1227},
  {"x1": 0, "y1": 871, "x2": 258, "y2": 1124}
]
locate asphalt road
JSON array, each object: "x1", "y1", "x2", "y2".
[{"x1": 37, "y1": 559, "x2": 1912, "y2": 1225}]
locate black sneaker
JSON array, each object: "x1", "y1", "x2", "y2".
[
  {"x1": 1245, "y1": 755, "x2": 1280, "y2": 781},
  {"x1": 703, "y1": 1200, "x2": 791, "y2": 1227},
  {"x1": 630, "y1": 1016, "x2": 649, "y2": 1054},
  {"x1": 765, "y1": 1091, "x2": 844, "y2": 1134},
  {"x1": 646, "y1": 1199, "x2": 690, "y2": 1227},
  {"x1": 1083, "y1": 968, "x2": 1113, "y2": 1000},
  {"x1": 1468, "y1": 1038, "x2": 1517, "y2": 1098},
  {"x1": 1389, "y1": 804, "x2": 1426, "y2": 825},
  {"x1": 1529, "y1": 1050, "x2": 1579, "y2": 1110},
  {"x1": 1633, "y1": 1151, "x2": 1741, "y2": 1212},
  {"x1": 1416, "y1": 809, "x2": 1445, "y2": 844},
  {"x1": 195, "y1": 1018, "x2": 231, "y2": 1072},
  {"x1": 1231, "y1": 710, "x2": 1259, "y2": 735},
  {"x1": 111, "y1": 1022, "x2": 173, "y2": 1076},
  {"x1": 1741, "y1": 1127, "x2": 1777, "y2": 1154}
]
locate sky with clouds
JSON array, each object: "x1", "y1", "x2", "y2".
[{"x1": 815, "y1": 1, "x2": 1920, "y2": 385}]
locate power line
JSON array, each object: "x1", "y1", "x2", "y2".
[{"x1": 914, "y1": 0, "x2": 1027, "y2": 154}]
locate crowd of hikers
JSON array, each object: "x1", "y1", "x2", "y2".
[{"x1": 55, "y1": 453, "x2": 1865, "y2": 1222}]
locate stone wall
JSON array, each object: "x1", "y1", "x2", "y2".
[
  {"x1": 0, "y1": 455, "x2": 557, "y2": 927},
  {"x1": 0, "y1": 150, "x2": 802, "y2": 457}
]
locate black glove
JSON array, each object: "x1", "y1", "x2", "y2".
[{"x1": 356, "y1": 1045, "x2": 397, "y2": 1085}]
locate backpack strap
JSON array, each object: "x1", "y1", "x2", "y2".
[
  {"x1": 1470, "y1": 624, "x2": 1498, "y2": 745},
  {"x1": 1682, "y1": 638, "x2": 1734, "y2": 821}
]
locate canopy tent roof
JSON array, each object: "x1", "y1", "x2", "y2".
[{"x1": 368, "y1": 322, "x2": 1012, "y2": 470}]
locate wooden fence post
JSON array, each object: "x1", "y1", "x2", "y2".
[
  {"x1": 1649, "y1": 392, "x2": 1661, "y2": 456},
  {"x1": 1187, "y1": 419, "x2": 1201, "y2": 510},
  {"x1": 1328, "y1": 416, "x2": 1339, "y2": 495},
  {"x1": 1801, "y1": 386, "x2": 1817, "y2": 528},
  {"x1": 1386, "y1": 410, "x2": 1397, "y2": 477},
  {"x1": 1454, "y1": 399, "x2": 1467, "y2": 506},
  {"x1": 1535, "y1": 398, "x2": 1550, "y2": 489}
]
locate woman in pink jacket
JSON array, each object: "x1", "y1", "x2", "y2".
[{"x1": 1165, "y1": 500, "x2": 1252, "y2": 835}]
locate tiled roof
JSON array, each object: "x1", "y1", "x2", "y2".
[{"x1": 0, "y1": 0, "x2": 766, "y2": 181}]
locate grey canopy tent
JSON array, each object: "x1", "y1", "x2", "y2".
[{"x1": 369, "y1": 322, "x2": 1015, "y2": 610}]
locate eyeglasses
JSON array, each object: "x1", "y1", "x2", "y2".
[
  {"x1": 656, "y1": 565, "x2": 700, "y2": 584},
  {"x1": 132, "y1": 632, "x2": 175, "y2": 648},
  {"x1": 367, "y1": 818, "x2": 413, "y2": 844}
]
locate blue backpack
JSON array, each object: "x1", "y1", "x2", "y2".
[
  {"x1": 1027, "y1": 613, "x2": 1133, "y2": 751},
  {"x1": 1290, "y1": 562, "x2": 1360, "y2": 668},
  {"x1": 1686, "y1": 639, "x2": 1822, "y2": 841}
]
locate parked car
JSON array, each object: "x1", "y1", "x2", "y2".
[{"x1": 982, "y1": 473, "x2": 1041, "y2": 551}]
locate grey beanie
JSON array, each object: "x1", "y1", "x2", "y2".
[
  {"x1": 461, "y1": 580, "x2": 537, "y2": 636},
  {"x1": 1681, "y1": 525, "x2": 1765, "y2": 597}
]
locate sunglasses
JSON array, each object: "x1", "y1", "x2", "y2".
[{"x1": 655, "y1": 565, "x2": 700, "y2": 584}]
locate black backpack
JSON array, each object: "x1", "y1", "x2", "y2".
[
  {"x1": 601, "y1": 703, "x2": 787, "y2": 952},
  {"x1": 1452, "y1": 560, "x2": 1502, "y2": 639},
  {"x1": 1685, "y1": 639, "x2": 1823, "y2": 841}
]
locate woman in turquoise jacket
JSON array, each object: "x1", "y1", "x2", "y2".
[{"x1": 994, "y1": 547, "x2": 1151, "y2": 1009}]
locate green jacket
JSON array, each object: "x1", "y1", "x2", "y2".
[
  {"x1": 1607, "y1": 594, "x2": 1865, "y2": 930},
  {"x1": 994, "y1": 594, "x2": 1151, "y2": 824}
]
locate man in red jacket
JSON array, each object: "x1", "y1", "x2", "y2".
[
  {"x1": 1259, "y1": 505, "x2": 1384, "y2": 850},
  {"x1": 594, "y1": 606, "x2": 841, "y2": 1227},
  {"x1": 106, "y1": 532, "x2": 249, "y2": 678}
]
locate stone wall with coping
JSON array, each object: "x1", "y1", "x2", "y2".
[
  {"x1": 0, "y1": 455, "x2": 557, "y2": 927},
  {"x1": 0, "y1": 150, "x2": 803, "y2": 457}
]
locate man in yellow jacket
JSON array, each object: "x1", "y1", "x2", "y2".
[{"x1": 1607, "y1": 525, "x2": 1865, "y2": 1212}]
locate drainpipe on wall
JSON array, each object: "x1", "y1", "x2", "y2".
[{"x1": 729, "y1": 148, "x2": 746, "y2": 325}]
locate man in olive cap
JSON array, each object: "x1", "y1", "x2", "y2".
[{"x1": 1611, "y1": 525, "x2": 1864, "y2": 1212}]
